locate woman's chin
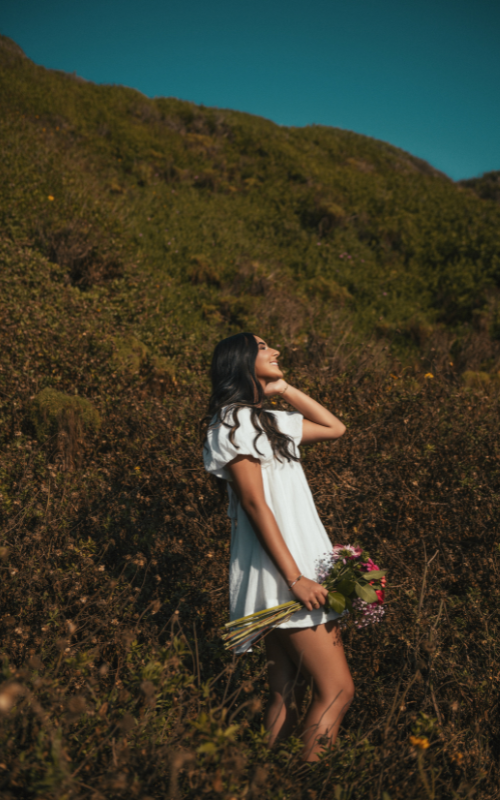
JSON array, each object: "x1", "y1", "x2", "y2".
[{"x1": 259, "y1": 369, "x2": 283, "y2": 383}]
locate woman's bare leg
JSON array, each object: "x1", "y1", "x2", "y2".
[
  {"x1": 264, "y1": 630, "x2": 308, "y2": 746},
  {"x1": 276, "y1": 620, "x2": 354, "y2": 761}
]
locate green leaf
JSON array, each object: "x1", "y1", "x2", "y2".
[
  {"x1": 336, "y1": 578, "x2": 355, "y2": 596},
  {"x1": 197, "y1": 741, "x2": 217, "y2": 755},
  {"x1": 355, "y1": 582, "x2": 378, "y2": 603},
  {"x1": 328, "y1": 592, "x2": 346, "y2": 613},
  {"x1": 362, "y1": 570, "x2": 386, "y2": 581},
  {"x1": 345, "y1": 596, "x2": 354, "y2": 613}
]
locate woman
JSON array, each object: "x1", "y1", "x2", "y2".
[{"x1": 203, "y1": 332, "x2": 354, "y2": 762}]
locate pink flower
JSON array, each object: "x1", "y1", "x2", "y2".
[
  {"x1": 375, "y1": 589, "x2": 385, "y2": 605},
  {"x1": 363, "y1": 558, "x2": 380, "y2": 572},
  {"x1": 332, "y1": 544, "x2": 358, "y2": 556},
  {"x1": 331, "y1": 544, "x2": 361, "y2": 564}
]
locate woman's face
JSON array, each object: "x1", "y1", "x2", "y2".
[{"x1": 253, "y1": 336, "x2": 283, "y2": 382}]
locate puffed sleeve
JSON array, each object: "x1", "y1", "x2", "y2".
[
  {"x1": 203, "y1": 406, "x2": 274, "y2": 480},
  {"x1": 275, "y1": 410, "x2": 303, "y2": 454}
]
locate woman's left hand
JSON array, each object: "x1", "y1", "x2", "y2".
[{"x1": 264, "y1": 379, "x2": 288, "y2": 397}]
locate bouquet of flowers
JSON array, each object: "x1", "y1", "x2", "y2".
[{"x1": 222, "y1": 544, "x2": 387, "y2": 651}]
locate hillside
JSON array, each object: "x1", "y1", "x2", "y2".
[
  {"x1": 1, "y1": 35, "x2": 500, "y2": 800},
  {"x1": 459, "y1": 170, "x2": 500, "y2": 205},
  {"x1": 2, "y1": 33, "x2": 500, "y2": 362}
]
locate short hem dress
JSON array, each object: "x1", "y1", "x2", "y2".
[{"x1": 203, "y1": 404, "x2": 339, "y2": 653}]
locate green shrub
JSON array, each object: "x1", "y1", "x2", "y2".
[
  {"x1": 30, "y1": 387, "x2": 101, "y2": 469},
  {"x1": 111, "y1": 336, "x2": 149, "y2": 375},
  {"x1": 461, "y1": 370, "x2": 493, "y2": 390},
  {"x1": 147, "y1": 354, "x2": 178, "y2": 396}
]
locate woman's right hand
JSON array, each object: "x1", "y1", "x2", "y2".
[{"x1": 291, "y1": 576, "x2": 329, "y2": 611}]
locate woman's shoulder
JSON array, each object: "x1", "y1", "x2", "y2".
[
  {"x1": 203, "y1": 404, "x2": 274, "y2": 473},
  {"x1": 207, "y1": 404, "x2": 266, "y2": 443},
  {"x1": 209, "y1": 404, "x2": 253, "y2": 428},
  {"x1": 265, "y1": 407, "x2": 303, "y2": 439}
]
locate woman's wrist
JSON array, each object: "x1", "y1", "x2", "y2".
[
  {"x1": 283, "y1": 561, "x2": 302, "y2": 586},
  {"x1": 287, "y1": 573, "x2": 303, "y2": 591},
  {"x1": 278, "y1": 383, "x2": 300, "y2": 406}
]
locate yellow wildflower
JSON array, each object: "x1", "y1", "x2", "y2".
[
  {"x1": 424, "y1": 373, "x2": 434, "y2": 379},
  {"x1": 410, "y1": 735, "x2": 430, "y2": 750},
  {"x1": 48, "y1": 195, "x2": 54, "y2": 201}
]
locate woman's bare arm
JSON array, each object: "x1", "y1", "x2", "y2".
[
  {"x1": 265, "y1": 380, "x2": 346, "y2": 444},
  {"x1": 227, "y1": 454, "x2": 329, "y2": 610}
]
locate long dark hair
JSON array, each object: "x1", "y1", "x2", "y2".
[{"x1": 203, "y1": 332, "x2": 299, "y2": 463}]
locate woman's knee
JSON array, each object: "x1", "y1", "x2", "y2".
[
  {"x1": 269, "y1": 683, "x2": 301, "y2": 710},
  {"x1": 316, "y1": 677, "x2": 355, "y2": 709},
  {"x1": 339, "y1": 675, "x2": 355, "y2": 707},
  {"x1": 343, "y1": 676, "x2": 355, "y2": 706}
]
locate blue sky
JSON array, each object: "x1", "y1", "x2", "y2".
[{"x1": 2, "y1": 0, "x2": 499, "y2": 179}]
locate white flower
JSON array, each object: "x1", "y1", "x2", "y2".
[{"x1": 331, "y1": 544, "x2": 358, "y2": 559}]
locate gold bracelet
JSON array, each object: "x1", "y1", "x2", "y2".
[
  {"x1": 279, "y1": 382, "x2": 289, "y2": 396},
  {"x1": 288, "y1": 574, "x2": 303, "y2": 590}
]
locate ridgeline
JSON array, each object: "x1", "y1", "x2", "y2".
[{"x1": 1, "y1": 35, "x2": 499, "y2": 800}]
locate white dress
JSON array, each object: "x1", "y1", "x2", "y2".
[{"x1": 203, "y1": 405, "x2": 339, "y2": 652}]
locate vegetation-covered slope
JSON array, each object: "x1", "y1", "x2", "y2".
[
  {"x1": 460, "y1": 170, "x2": 500, "y2": 205},
  {"x1": 2, "y1": 33, "x2": 500, "y2": 356},
  {"x1": 1, "y1": 35, "x2": 500, "y2": 800}
]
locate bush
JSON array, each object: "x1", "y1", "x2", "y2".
[
  {"x1": 30, "y1": 388, "x2": 101, "y2": 469},
  {"x1": 111, "y1": 337, "x2": 149, "y2": 375}
]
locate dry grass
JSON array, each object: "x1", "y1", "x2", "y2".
[{"x1": 1, "y1": 318, "x2": 499, "y2": 798}]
